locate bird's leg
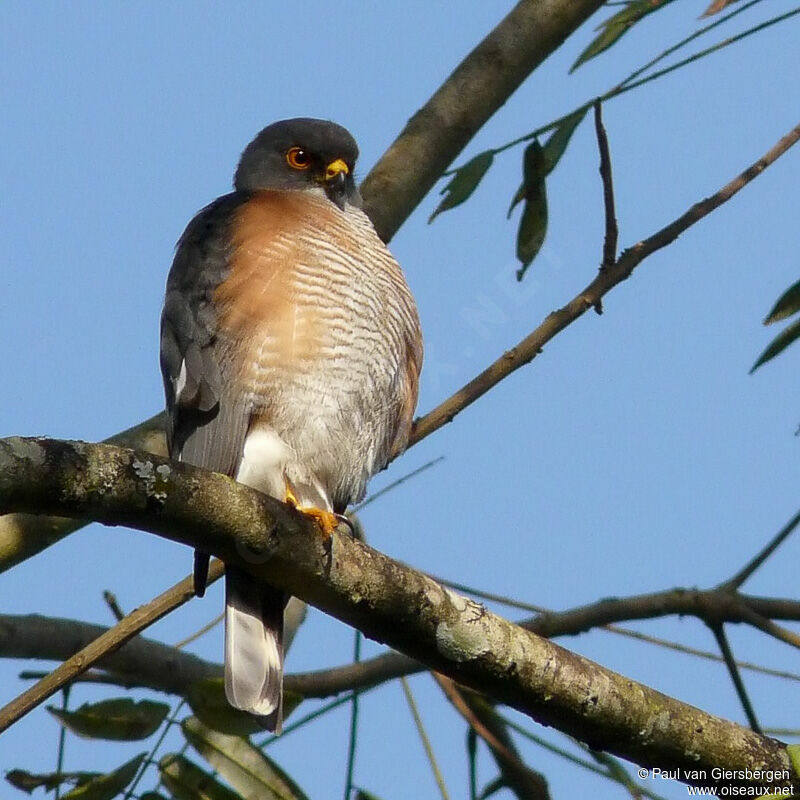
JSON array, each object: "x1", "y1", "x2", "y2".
[{"x1": 283, "y1": 487, "x2": 340, "y2": 539}]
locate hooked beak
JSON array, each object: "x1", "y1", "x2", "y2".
[
  {"x1": 324, "y1": 158, "x2": 349, "y2": 189},
  {"x1": 322, "y1": 158, "x2": 350, "y2": 208}
]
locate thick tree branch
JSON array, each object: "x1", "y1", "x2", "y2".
[
  {"x1": 0, "y1": 437, "x2": 795, "y2": 790},
  {"x1": 0, "y1": 0, "x2": 605, "y2": 575},
  {"x1": 0, "y1": 613, "x2": 221, "y2": 695},
  {"x1": 0, "y1": 413, "x2": 167, "y2": 572}
]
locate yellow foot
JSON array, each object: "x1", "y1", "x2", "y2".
[{"x1": 284, "y1": 488, "x2": 340, "y2": 539}]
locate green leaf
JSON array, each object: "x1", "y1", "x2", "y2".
[
  {"x1": 354, "y1": 791, "x2": 385, "y2": 800},
  {"x1": 159, "y1": 754, "x2": 243, "y2": 800},
  {"x1": 467, "y1": 727, "x2": 478, "y2": 800},
  {"x1": 5, "y1": 769, "x2": 99, "y2": 794},
  {"x1": 140, "y1": 793, "x2": 170, "y2": 800},
  {"x1": 47, "y1": 697, "x2": 170, "y2": 741},
  {"x1": 542, "y1": 108, "x2": 588, "y2": 175},
  {"x1": 429, "y1": 151, "x2": 494, "y2": 222},
  {"x1": 764, "y1": 279, "x2": 800, "y2": 324},
  {"x1": 570, "y1": 0, "x2": 677, "y2": 72},
  {"x1": 61, "y1": 753, "x2": 145, "y2": 800},
  {"x1": 511, "y1": 140, "x2": 548, "y2": 281},
  {"x1": 186, "y1": 678, "x2": 262, "y2": 737},
  {"x1": 186, "y1": 678, "x2": 302, "y2": 736},
  {"x1": 750, "y1": 316, "x2": 800, "y2": 373},
  {"x1": 182, "y1": 716, "x2": 310, "y2": 800}
]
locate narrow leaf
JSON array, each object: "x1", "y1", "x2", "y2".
[
  {"x1": 467, "y1": 727, "x2": 478, "y2": 800},
  {"x1": 429, "y1": 151, "x2": 494, "y2": 222},
  {"x1": 48, "y1": 697, "x2": 169, "y2": 741},
  {"x1": 571, "y1": 0, "x2": 676, "y2": 72},
  {"x1": 512, "y1": 140, "x2": 548, "y2": 281},
  {"x1": 542, "y1": 107, "x2": 588, "y2": 175},
  {"x1": 186, "y1": 678, "x2": 302, "y2": 736},
  {"x1": 354, "y1": 791, "x2": 385, "y2": 800},
  {"x1": 183, "y1": 716, "x2": 310, "y2": 800},
  {"x1": 478, "y1": 777, "x2": 506, "y2": 800},
  {"x1": 159, "y1": 754, "x2": 242, "y2": 800},
  {"x1": 764, "y1": 278, "x2": 800, "y2": 324},
  {"x1": 186, "y1": 678, "x2": 262, "y2": 737},
  {"x1": 5, "y1": 769, "x2": 98, "y2": 794},
  {"x1": 702, "y1": 0, "x2": 742, "y2": 17},
  {"x1": 750, "y1": 317, "x2": 800, "y2": 373},
  {"x1": 61, "y1": 753, "x2": 145, "y2": 800}
]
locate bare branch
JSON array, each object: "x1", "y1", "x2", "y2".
[
  {"x1": 721, "y1": 508, "x2": 800, "y2": 591},
  {"x1": 709, "y1": 624, "x2": 761, "y2": 733},
  {"x1": 410, "y1": 119, "x2": 800, "y2": 445},
  {"x1": 102, "y1": 590, "x2": 125, "y2": 622},
  {"x1": 0, "y1": 437, "x2": 795, "y2": 790},
  {"x1": 593, "y1": 100, "x2": 618, "y2": 275}
]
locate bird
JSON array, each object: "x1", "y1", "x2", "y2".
[{"x1": 159, "y1": 118, "x2": 422, "y2": 732}]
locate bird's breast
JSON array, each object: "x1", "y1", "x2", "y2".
[{"x1": 213, "y1": 190, "x2": 418, "y2": 425}]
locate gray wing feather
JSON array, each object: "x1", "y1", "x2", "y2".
[{"x1": 160, "y1": 192, "x2": 250, "y2": 476}]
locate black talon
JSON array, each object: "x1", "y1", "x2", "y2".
[{"x1": 335, "y1": 513, "x2": 357, "y2": 538}]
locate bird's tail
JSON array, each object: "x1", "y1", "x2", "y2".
[{"x1": 224, "y1": 565, "x2": 286, "y2": 733}]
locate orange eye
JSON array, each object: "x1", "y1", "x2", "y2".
[{"x1": 286, "y1": 147, "x2": 311, "y2": 170}]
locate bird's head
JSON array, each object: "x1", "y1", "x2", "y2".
[{"x1": 234, "y1": 118, "x2": 360, "y2": 209}]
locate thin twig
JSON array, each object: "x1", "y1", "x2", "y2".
[
  {"x1": 124, "y1": 699, "x2": 185, "y2": 800},
  {"x1": 484, "y1": 5, "x2": 800, "y2": 162},
  {"x1": 354, "y1": 456, "x2": 445, "y2": 511},
  {"x1": 173, "y1": 613, "x2": 223, "y2": 649},
  {"x1": 54, "y1": 685, "x2": 70, "y2": 800},
  {"x1": 721, "y1": 508, "x2": 800, "y2": 591},
  {"x1": 0, "y1": 560, "x2": 224, "y2": 733},
  {"x1": 401, "y1": 677, "x2": 452, "y2": 800},
  {"x1": 434, "y1": 675, "x2": 525, "y2": 769},
  {"x1": 497, "y1": 713, "x2": 669, "y2": 800},
  {"x1": 709, "y1": 624, "x2": 761, "y2": 733},
  {"x1": 258, "y1": 693, "x2": 357, "y2": 749},
  {"x1": 764, "y1": 728, "x2": 800, "y2": 737},
  {"x1": 739, "y1": 605, "x2": 800, "y2": 650},
  {"x1": 600, "y1": 625, "x2": 800, "y2": 684},
  {"x1": 614, "y1": 0, "x2": 767, "y2": 90},
  {"x1": 433, "y1": 674, "x2": 549, "y2": 800},
  {"x1": 343, "y1": 631, "x2": 362, "y2": 800},
  {"x1": 593, "y1": 100, "x2": 618, "y2": 277},
  {"x1": 411, "y1": 119, "x2": 800, "y2": 445},
  {"x1": 103, "y1": 591, "x2": 125, "y2": 622}
]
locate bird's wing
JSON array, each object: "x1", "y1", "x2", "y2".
[{"x1": 160, "y1": 193, "x2": 252, "y2": 478}]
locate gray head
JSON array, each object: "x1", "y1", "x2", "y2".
[{"x1": 234, "y1": 118, "x2": 360, "y2": 209}]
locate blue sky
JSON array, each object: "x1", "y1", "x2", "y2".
[{"x1": 2, "y1": 3, "x2": 799, "y2": 798}]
